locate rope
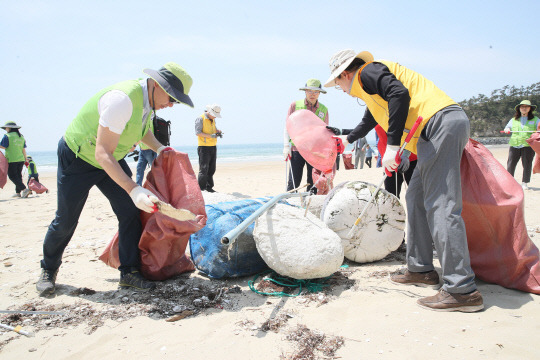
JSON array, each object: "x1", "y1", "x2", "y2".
[{"x1": 248, "y1": 270, "x2": 332, "y2": 297}]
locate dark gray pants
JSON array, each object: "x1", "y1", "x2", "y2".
[
  {"x1": 198, "y1": 146, "x2": 217, "y2": 191},
  {"x1": 405, "y1": 106, "x2": 476, "y2": 294},
  {"x1": 507, "y1": 146, "x2": 535, "y2": 183}
]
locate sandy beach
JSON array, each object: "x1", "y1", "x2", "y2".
[{"x1": 1, "y1": 144, "x2": 539, "y2": 359}]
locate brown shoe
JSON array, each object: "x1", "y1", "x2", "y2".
[
  {"x1": 390, "y1": 269, "x2": 440, "y2": 289},
  {"x1": 417, "y1": 289, "x2": 484, "y2": 312}
]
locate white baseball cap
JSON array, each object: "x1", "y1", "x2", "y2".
[
  {"x1": 205, "y1": 104, "x2": 222, "y2": 118},
  {"x1": 324, "y1": 49, "x2": 374, "y2": 87}
]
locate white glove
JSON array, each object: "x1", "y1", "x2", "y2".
[
  {"x1": 129, "y1": 186, "x2": 159, "y2": 213},
  {"x1": 283, "y1": 145, "x2": 292, "y2": 161},
  {"x1": 157, "y1": 146, "x2": 174, "y2": 155},
  {"x1": 382, "y1": 145, "x2": 400, "y2": 173},
  {"x1": 504, "y1": 128, "x2": 511, "y2": 134}
]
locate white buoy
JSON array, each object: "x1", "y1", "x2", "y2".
[{"x1": 321, "y1": 181, "x2": 405, "y2": 263}]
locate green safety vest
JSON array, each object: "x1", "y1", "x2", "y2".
[
  {"x1": 28, "y1": 160, "x2": 38, "y2": 175},
  {"x1": 139, "y1": 119, "x2": 154, "y2": 150},
  {"x1": 64, "y1": 80, "x2": 152, "y2": 169},
  {"x1": 4, "y1": 132, "x2": 26, "y2": 163},
  {"x1": 509, "y1": 116, "x2": 539, "y2": 147},
  {"x1": 289, "y1": 100, "x2": 328, "y2": 147}
]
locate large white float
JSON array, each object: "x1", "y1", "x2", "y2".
[
  {"x1": 253, "y1": 203, "x2": 344, "y2": 279},
  {"x1": 321, "y1": 181, "x2": 405, "y2": 263}
]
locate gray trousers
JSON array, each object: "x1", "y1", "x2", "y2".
[
  {"x1": 405, "y1": 105, "x2": 476, "y2": 294},
  {"x1": 354, "y1": 150, "x2": 365, "y2": 169}
]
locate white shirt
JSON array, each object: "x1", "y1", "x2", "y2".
[{"x1": 98, "y1": 79, "x2": 151, "y2": 135}]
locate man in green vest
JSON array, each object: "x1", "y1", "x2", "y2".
[
  {"x1": 283, "y1": 79, "x2": 329, "y2": 193},
  {"x1": 0, "y1": 121, "x2": 31, "y2": 198},
  {"x1": 36, "y1": 62, "x2": 194, "y2": 295},
  {"x1": 325, "y1": 49, "x2": 483, "y2": 312}
]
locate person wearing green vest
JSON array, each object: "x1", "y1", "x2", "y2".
[
  {"x1": 26, "y1": 155, "x2": 39, "y2": 184},
  {"x1": 0, "y1": 121, "x2": 31, "y2": 198},
  {"x1": 283, "y1": 79, "x2": 329, "y2": 193},
  {"x1": 36, "y1": 62, "x2": 194, "y2": 295},
  {"x1": 135, "y1": 120, "x2": 157, "y2": 186},
  {"x1": 503, "y1": 100, "x2": 540, "y2": 190},
  {"x1": 195, "y1": 104, "x2": 223, "y2": 193},
  {"x1": 325, "y1": 49, "x2": 483, "y2": 312}
]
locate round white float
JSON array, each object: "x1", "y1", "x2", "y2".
[{"x1": 321, "y1": 181, "x2": 405, "y2": 263}]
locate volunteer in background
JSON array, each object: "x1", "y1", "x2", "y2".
[
  {"x1": 283, "y1": 79, "x2": 329, "y2": 193},
  {"x1": 195, "y1": 104, "x2": 223, "y2": 193},
  {"x1": 503, "y1": 100, "x2": 539, "y2": 190},
  {"x1": 325, "y1": 49, "x2": 483, "y2": 312},
  {"x1": 26, "y1": 155, "x2": 39, "y2": 184},
  {"x1": 353, "y1": 137, "x2": 367, "y2": 169},
  {"x1": 37, "y1": 62, "x2": 194, "y2": 295},
  {"x1": 135, "y1": 120, "x2": 157, "y2": 186},
  {"x1": 0, "y1": 121, "x2": 31, "y2": 198}
]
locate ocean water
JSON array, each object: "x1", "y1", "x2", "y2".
[{"x1": 27, "y1": 143, "x2": 285, "y2": 173}]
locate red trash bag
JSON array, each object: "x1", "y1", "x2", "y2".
[
  {"x1": 342, "y1": 153, "x2": 355, "y2": 170},
  {"x1": 28, "y1": 178, "x2": 48, "y2": 194},
  {"x1": 312, "y1": 168, "x2": 335, "y2": 195},
  {"x1": 525, "y1": 132, "x2": 540, "y2": 174},
  {"x1": 461, "y1": 139, "x2": 540, "y2": 294},
  {"x1": 99, "y1": 151, "x2": 207, "y2": 280},
  {"x1": 0, "y1": 152, "x2": 7, "y2": 189},
  {"x1": 286, "y1": 109, "x2": 338, "y2": 173}
]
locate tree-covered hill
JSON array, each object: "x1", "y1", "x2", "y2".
[{"x1": 459, "y1": 82, "x2": 540, "y2": 137}]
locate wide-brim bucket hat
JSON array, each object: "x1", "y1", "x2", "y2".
[
  {"x1": 205, "y1": 104, "x2": 222, "y2": 118},
  {"x1": 1, "y1": 121, "x2": 21, "y2": 130},
  {"x1": 299, "y1": 78, "x2": 327, "y2": 94},
  {"x1": 143, "y1": 62, "x2": 194, "y2": 108},
  {"x1": 515, "y1": 99, "x2": 537, "y2": 112},
  {"x1": 324, "y1": 49, "x2": 374, "y2": 87}
]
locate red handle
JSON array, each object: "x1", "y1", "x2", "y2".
[{"x1": 387, "y1": 116, "x2": 424, "y2": 178}]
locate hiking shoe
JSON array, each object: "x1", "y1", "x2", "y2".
[
  {"x1": 417, "y1": 289, "x2": 484, "y2": 312},
  {"x1": 119, "y1": 270, "x2": 156, "y2": 291},
  {"x1": 36, "y1": 269, "x2": 58, "y2": 295},
  {"x1": 390, "y1": 269, "x2": 440, "y2": 289},
  {"x1": 21, "y1": 188, "x2": 31, "y2": 198}
]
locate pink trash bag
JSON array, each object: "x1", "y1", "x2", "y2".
[
  {"x1": 100, "y1": 150, "x2": 207, "y2": 281},
  {"x1": 525, "y1": 132, "x2": 540, "y2": 174},
  {"x1": 0, "y1": 152, "x2": 7, "y2": 189},
  {"x1": 28, "y1": 178, "x2": 48, "y2": 194},
  {"x1": 286, "y1": 109, "x2": 338, "y2": 173},
  {"x1": 461, "y1": 139, "x2": 540, "y2": 294}
]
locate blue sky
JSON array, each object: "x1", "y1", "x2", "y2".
[{"x1": 2, "y1": 1, "x2": 538, "y2": 151}]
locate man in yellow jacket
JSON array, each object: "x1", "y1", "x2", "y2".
[
  {"x1": 195, "y1": 104, "x2": 222, "y2": 193},
  {"x1": 325, "y1": 49, "x2": 483, "y2": 312}
]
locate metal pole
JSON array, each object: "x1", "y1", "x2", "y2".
[{"x1": 221, "y1": 191, "x2": 309, "y2": 245}]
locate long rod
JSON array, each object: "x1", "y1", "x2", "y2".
[{"x1": 221, "y1": 192, "x2": 308, "y2": 245}]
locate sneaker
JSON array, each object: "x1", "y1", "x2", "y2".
[
  {"x1": 12, "y1": 193, "x2": 21, "y2": 198},
  {"x1": 417, "y1": 289, "x2": 484, "y2": 312},
  {"x1": 21, "y1": 189, "x2": 31, "y2": 198},
  {"x1": 119, "y1": 270, "x2": 156, "y2": 291},
  {"x1": 390, "y1": 269, "x2": 440, "y2": 289},
  {"x1": 36, "y1": 269, "x2": 59, "y2": 295},
  {"x1": 206, "y1": 188, "x2": 216, "y2": 193},
  {"x1": 522, "y1": 183, "x2": 529, "y2": 190}
]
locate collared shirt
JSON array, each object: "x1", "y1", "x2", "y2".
[{"x1": 284, "y1": 98, "x2": 329, "y2": 151}]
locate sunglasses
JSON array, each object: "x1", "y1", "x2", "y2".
[{"x1": 169, "y1": 96, "x2": 179, "y2": 104}]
